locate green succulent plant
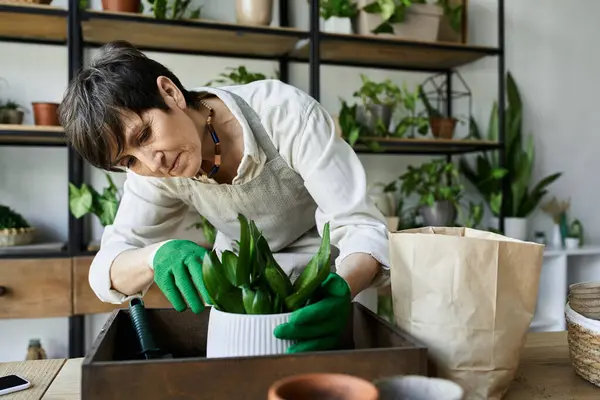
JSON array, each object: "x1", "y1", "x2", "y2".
[
  {"x1": 202, "y1": 214, "x2": 331, "y2": 315},
  {"x1": 205, "y1": 66, "x2": 278, "y2": 87}
]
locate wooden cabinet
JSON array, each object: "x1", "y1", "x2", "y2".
[
  {"x1": 0, "y1": 258, "x2": 72, "y2": 319},
  {"x1": 72, "y1": 256, "x2": 171, "y2": 315}
]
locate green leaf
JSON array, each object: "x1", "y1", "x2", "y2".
[
  {"x1": 69, "y1": 183, "x2": 93, "y2": 219},
  {"x1": 202, "y1": 251, "x2": 245, "y2": 314},
  {"x1": 97, "y1": 196, "x2": 118, "y2": 227},
  {"x1": 221, "y1": 250, "x2": 239, "y2": 287},
  {"x1": 236, "y1": 214, "x2": 252, "y2": 287}
]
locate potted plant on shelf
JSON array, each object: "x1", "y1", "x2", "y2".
[
  {"x1": 459, "y1": 72, "x2": 562, "y2": 241},
  {"x1": 205, "y1": 66, "x2": 278, "y2": 87},
  {"x1": 393, "y1": 82, "x2": 429, "y2": 138},
  {"x1": 318, "y1": 0, "x2": 360, "y2": 34},
  {"x1": 147, "y1": 0, "x2": 202, "y2": 19},
  {"x1": 235, "y1": 0, "x2": 274, "y2": 26},
  {"x1": 357, "y1": 0, "x2": 464, "y2": 42},
  {"x1": 352, "y1": 74, "x2": 402, "y2": 134},
  {"x1": 399, "y1": 158, "x2": 463, "y2": 227},
  {"x1": 0, "y1": 205, "x2": 35, "y2": 247},
  {"x1": 31, "y1": 102, "x2": 60, "y2": 126},
  {"x1": 101, "y1": 0, "x2": 142, "y2": 13},
  {"x1": 204, "y1": 214, "x2": 331, "y2": 358},
  {"x1": 0, "y1": 101, "x2": 25, "y2": 125}
]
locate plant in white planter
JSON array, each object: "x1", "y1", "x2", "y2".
[
  {"x1": 459, "y1": 72, "x2": 562, "y2": 241},
  {"x1": 203, "y1": 214, "x2": 331, "y2": 358},
  {"x1": 0, "y1": 205, "x2": 35, "y2": 247},
  {"x1": 318, "y1": 0, "x2": 360, "y2": 34}
]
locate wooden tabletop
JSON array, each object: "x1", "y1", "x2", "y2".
[{"x1": 0, "y1": 331, "x2": 598, "y2": 399}]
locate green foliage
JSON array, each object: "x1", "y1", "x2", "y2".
[
  {"x1": 338, "y1": 99, "x2": 383, "y2": 152},
  {"x1": 353, "y1": 73, "x2": 403, "y2": 106},
  {"x1": 187, "y1": 215, "x2": 217, "y2": 244},
  {"x1": 459, "y1": 72, "x2": 562, "y2": 218},
  {"x1": 362, "y1": 0, "x2": 426, "y2": 34},
  {"x1": 461, "y1": 200, "x2": 484, "y2": 229},
  {"x1": 148, "y1": 0, "x2": 201, "y2": 20},
  {"x1": 0, "y1": 205, "x2": 30, "y2": 230},
  {"x1": 436, "y1": 0, "x2": 463, "y2": 32},
  {"x1": 319, "y1": 0, "x2": 360, "y2": 19},
  {"x1": 569, "y1": 219, "x2": 584, "y2": 243},
  {"x1": 205, "y1": 66, "x2": 278, "y2": 87},
  {"x1": 399, "y1": 158, "x2": 463, "y2": 208},
  {"x1": 202, "y1": 214, "x2": 331, "y2": 315},
  {"x1": 69, "y1": 174, "x2": 120, "y2": 227},
  {"x1": 0, "y1": 100, "x2": 23, "y2": 111}
]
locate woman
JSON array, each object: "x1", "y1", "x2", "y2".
[{"x1": 59, "y1": 41, "x2": 390, "y2": 353}]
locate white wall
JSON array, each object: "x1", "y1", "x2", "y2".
[{"x1": 1, "y1": 0, "x2": 597, "y2": 361}]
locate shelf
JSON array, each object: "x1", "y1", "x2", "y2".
[
  {"x1": 0, "y1": 124, "x2": 65, "y2": 146},
  {"x1": 292, "y1": 33, "x2": 500, "y2": 71},
  {"x1": 0, "y1": 2, "x2": 67, "y2": 46},
  {"x1": 0, "y1": 241, "x2": 68, "y2": 259},
  {"x1": 81, "y1": 10, "x2": 309, "y2": 59},
  {"x1": 351, "y1": 137, "x2": 501, "y2": 155}
]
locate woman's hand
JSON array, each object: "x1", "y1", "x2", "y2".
[
  {"x1": 273, "y1": 272, "x2": 352, "y2": 353},
  {"x1": 151, "y1": 240, "x2": 212, "y2": 313}
]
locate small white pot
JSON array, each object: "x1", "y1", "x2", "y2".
[
  {"x1": 321, "y1": 16, "x2": 354, "y2": 34},
  {"x1": 376, "y1": 375, "x2": 464, "y2": 400},
  {"x1": 489, "y1": 217, "x2": 528, "y2": 241},
  {"x1": 206, "y1": 306, "x2": 294, "y2": 358},
  {"x1": 565, "y1": 237, "x2": 580, "y2": 250}
]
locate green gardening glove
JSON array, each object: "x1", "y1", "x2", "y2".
[
  {"x1": 273, "y1": 272, "x2": 352, "y2": 353},
  {"x1": 151, "y1": 240, "x2": 212, "y2": 314}
]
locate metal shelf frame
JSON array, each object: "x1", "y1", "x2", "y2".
[{"x1": 0, "y1": 0, "x2": 507, "y2": 359}]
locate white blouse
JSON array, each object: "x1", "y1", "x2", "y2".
[{"x1": 89, "y1": 79, "x2": 390, "y2": 304}]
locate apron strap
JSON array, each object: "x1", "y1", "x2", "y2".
[{"x1": 228, "y1": 91, "x2": 280, "y2": 162}]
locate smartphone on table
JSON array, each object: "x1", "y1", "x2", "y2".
[{"x1": 0, "y1": 374, "x2": 31, "y2": 396}]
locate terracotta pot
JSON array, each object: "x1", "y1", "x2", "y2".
[
  {"x1": 102, "y1": 0, "x2": 141, "y2": 13},
  {"x1": 236, "y1": 0, "x2": 273, "y2": 26},
  {"x1": 268, "y1": 373, "x2": 378, "y2": 400},
  {"x1": 0, "y1": 109, "x2": 24, "y2": 124},
  {"x1": 430, "y1": 117, "x2": 457, "y2": 139},
  {"x1": 32, "y1": 102, "x2": 60, "y2": 126}
]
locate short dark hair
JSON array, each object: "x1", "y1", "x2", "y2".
[{"x1": 58, "y1": 40, "x2": 202, "y2": 171}]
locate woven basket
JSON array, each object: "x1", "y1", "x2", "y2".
[
  {"x1": 565, "y1": 302, "x2": 600, "y2": 387},
  {"x1": 569, "y1": 281, "x2": 600, "y2": 319},
  {"x1": 0, "y1": 227, "x2": 35, "y2": 247}
]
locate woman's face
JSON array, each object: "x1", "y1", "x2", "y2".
[{"x1": 113, "y1": 76, "x2": 204, "y2": 178}]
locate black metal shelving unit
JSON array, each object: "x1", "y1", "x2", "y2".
[{"x1": 0, "y1": 0, "x2": 506, "y2": 358}]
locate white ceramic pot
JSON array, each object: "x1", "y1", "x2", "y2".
[
  {"x1": 376, "y1": 375, "x2": 464, "y2": 400},
  {"x1": 235, "y1": 0, "x2": 273, "y2": 26},
  {"x1": 565, "y1": 237, "x2": 580, "y2": 250},
  {"x1": 321, "y1": 16, "x2": 355, "y2": 34},
  {"x1": 206, "y1": 306, "x2": 294, "y2": 358},
  {"x1": 489, "y1": 217, "x2": 528, "y2": 241}
]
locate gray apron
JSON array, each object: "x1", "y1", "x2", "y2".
[{"x1": 182, "y1": 91, "x2": 338, "y2": 281}]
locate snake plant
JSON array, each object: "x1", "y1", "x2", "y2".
[
  {"x1": 459, "y1": 72, "x2": 562, "y2": 218},
  {"x1": 202, "y1": 214, "x2": 331, "y2": 315}
]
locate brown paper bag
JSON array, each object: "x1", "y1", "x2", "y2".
[{"x1": 389, "y1": 227, "x2": 544, "y2": 400}]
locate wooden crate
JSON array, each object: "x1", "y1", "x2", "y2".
[{"x1": 81, "y1": 303, "x2": 427, "y2": 399}]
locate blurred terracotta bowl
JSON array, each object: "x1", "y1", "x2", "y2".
[{"x1": 268, "y1": 373, "x2": 378, "y2": 400}]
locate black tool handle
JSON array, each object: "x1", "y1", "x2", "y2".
[{"x1": 129, "y1": 298, "x2": 161, "y2": 359}]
